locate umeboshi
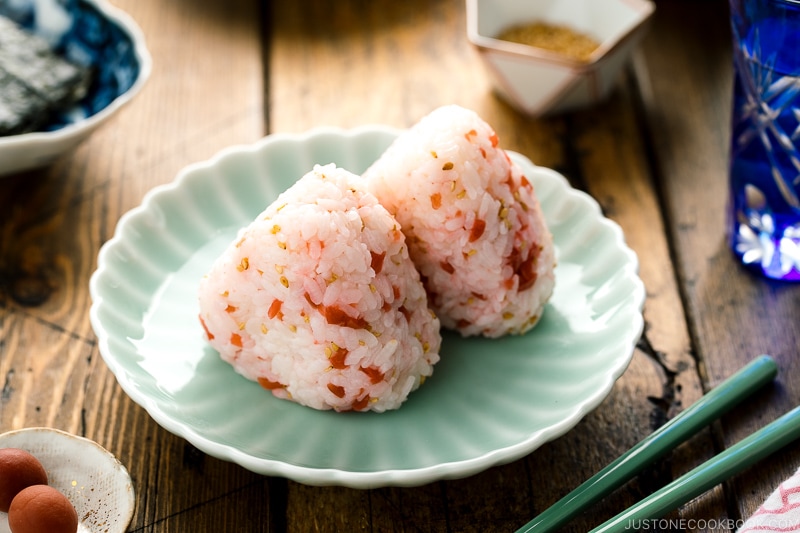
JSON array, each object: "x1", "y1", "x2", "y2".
[
  {"x1": 7, "y1": 484, "x2": 78, "y2": 533},
  {"x1": 0, "y1": 448, "x2": 48, "y2": 512}
]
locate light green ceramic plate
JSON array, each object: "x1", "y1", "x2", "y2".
[{"x1": 89, "y1": 126, "x2": 645, "y2": 488}]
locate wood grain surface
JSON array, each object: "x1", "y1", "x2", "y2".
[{"x1": 2, "y1": 0, "x2": 799, "y2": 531}]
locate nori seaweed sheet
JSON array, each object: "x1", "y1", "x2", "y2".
[
  {"x1": 0, "y1": 15, "x2": 92, "y2": 135},
  {"x1": 0, "y1": 69, "x2": 49, "y2": 134}
]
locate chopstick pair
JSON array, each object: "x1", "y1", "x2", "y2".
[{"x1": 517, "y1": 355, "x2": 799, "y2": 533}]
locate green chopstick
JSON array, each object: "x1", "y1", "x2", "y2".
[
  {"x1": 591, "y1": 401, "x2": 800, "y2": 532},
  {"x1": 516, "y1": 355, "x2": 778, "y2": 533}
]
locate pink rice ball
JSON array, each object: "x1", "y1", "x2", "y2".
[
  {"x1": 198, "y1": 164, "x2": 441, "y2": 412},
  {"x1": 363, "y1": 105, "x2": 556, "y2": 338}
]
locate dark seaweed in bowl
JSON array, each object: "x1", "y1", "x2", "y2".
[{"x1": 0, "y1": 0, "x2": 143, "y2": 132}]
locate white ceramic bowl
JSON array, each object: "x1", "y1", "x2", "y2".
[
  {"x1": 0, "y1": 427, "x2": 135, "y2": 533},
  {"x1": 0, "y1": 0, "x2": 151, "y2": 176},
  {"x1": 466, "y1": 0, "x2": 655, "y2": 116}
]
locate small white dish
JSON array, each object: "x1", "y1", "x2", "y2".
[
  {"x1": 467, "y1": 0, "x2": 655, "y2": 116},
  {"x1": 0, "y1": 427, "x2": 134, "y2": 533}
]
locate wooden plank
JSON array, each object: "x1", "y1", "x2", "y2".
[
  {"x1": 635, "y1": 0, "x2": 800, "y2": 520},
  {"x1": 266, "y1": 0, "x2": 717, "y2": 531},
  {"x1": 1, "y1": 0, "x2": 269, "y2": 531},
  {"x1": 563, "y1": 70, "x2": 728, "y2": 521},
  {"x1": 268, "y1": 0, "x2": 499, "y2": 138}
]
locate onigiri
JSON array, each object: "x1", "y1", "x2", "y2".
[
  {"x1": 198, "y1": 164, "x2": 441, "y2": 412},
  {"x1": 363, "y1": 105, "x2": 556, "y2": 337}
]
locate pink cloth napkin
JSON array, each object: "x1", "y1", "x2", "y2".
[{"x1": 739, "y1": 467, "x2": 800, "y2": 532}]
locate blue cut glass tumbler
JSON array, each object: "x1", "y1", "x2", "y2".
[{"x1": 728, "y1": 0, "x2": 800, "y2": 281}]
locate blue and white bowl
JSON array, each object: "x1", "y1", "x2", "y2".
[{"x1": 0, "y1": 0, "x2": 151, "y2": 176}]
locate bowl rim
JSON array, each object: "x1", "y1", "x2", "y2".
[
  {"x1": 0, "y1": 0, "x2": 152, "y2": 149},
  {"x1": 465, "y1": 0, "x2": 656, "y2": 70}
]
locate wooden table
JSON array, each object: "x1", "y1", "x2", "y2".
[{"x1": 3, "y1": 0, "x2": 800, "y2": 531}]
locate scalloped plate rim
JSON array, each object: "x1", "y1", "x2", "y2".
[{"x1": 89, "y1": 125, "x2": 645, "y2": 488}]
